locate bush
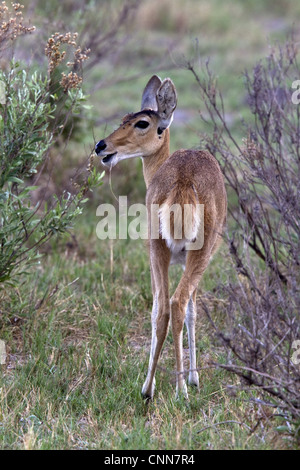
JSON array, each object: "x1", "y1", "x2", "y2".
[
  {"x1": 186, "y1": 38, "x2": 300, "y2": 432},
  {"x1": 0, "y1": 3, "x2": 103, "y2": 285}
]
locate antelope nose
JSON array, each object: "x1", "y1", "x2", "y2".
[{"x1": 95, "y1": 140, "x2": 107, "y2": 155}]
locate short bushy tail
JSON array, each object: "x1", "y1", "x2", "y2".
[{"x1": 159, "y1": 185, "x2": 201, "y2": 251}]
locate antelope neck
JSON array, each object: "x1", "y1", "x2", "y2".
[{"x1": 141, "y1": 129, "x2": 170, "y2": 188}]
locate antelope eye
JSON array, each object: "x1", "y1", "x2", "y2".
[{"x1": 135, "y1": 120, "x2": 150, "y2": 129}]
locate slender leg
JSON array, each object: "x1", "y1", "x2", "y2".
[
  {"x1": 185, "y1": 290, "x2": 199, "y2": 388},
  {"x1": 170, "y1": 296, "x2": 188, "y2": 399},
  {"x1": 142, "y1": 240, "x2": 170, "y2": 399},
  {"x1": 171, "y1": 230, "x2": 217, "y2": 398},
  {"x1": 141, "y1": 293, "x2": 158, "y2": 398}
]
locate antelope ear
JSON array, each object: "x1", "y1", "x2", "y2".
[
  {"x1": 156, "y1": 78, "x2": 177, "y2": 130},
  {"x1": 141, "y1": 75, "x2": 162, "y2": 111}
]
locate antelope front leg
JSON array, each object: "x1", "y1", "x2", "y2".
[{"x1": 185, "y1": 291, "x2": 199, "y2": 388}]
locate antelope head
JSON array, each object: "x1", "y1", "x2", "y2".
[{"x1": 95, "y1": 75, "x2": 177, "y2": 168}]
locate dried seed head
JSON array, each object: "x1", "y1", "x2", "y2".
[
  {"x1": 45, "y1": 30, "x2": 89, "y2": 85},
  {"x1": 0, "y1": 1, "x2": 35, "y2": 50},
  {"x1": 60, "y1": 71, "x2": 82, "y2": 93}
]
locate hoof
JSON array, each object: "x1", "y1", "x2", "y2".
[
  {"x1": 188, "y1": 372, "x2": 199, "y2": 389},
  {"x1": 175, "y1": 381, "x2": 189, "y2": 400},
  {"x1": 141, "y1": 391, "x2": 153, "y2": 402},
  {"x1": 141, "y1": 378, "x2": 155, "y2": 401}
]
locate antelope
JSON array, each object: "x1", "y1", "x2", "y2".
[{"x1": 95, "y1": 75, "x2": 227, "y2": 399}]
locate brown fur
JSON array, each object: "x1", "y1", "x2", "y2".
[{"x1": 96, "y1": 76, "x2": 227, "y2": 399}]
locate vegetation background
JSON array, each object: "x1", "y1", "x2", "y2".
[{"x1": 0, "y1": 0, "x2": 299, "y2": 449}]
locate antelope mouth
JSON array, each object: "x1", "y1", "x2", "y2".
[{"x1": 102, "y1": 152, "x2": 117, "y2": 164}]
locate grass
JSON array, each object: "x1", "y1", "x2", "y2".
[
  {"x1": 0, "y1": 208, "x2": 293, "y2": 449},
  {"x1": 1, "y1": 0, "x2": 299, "y2": 450}
]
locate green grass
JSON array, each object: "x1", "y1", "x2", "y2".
[
  {"x1": 1, "y1": 0, "x2": 299, "y2": 450},
  {"x1": 0, "y1": 207, "x2": 292, "y2": 449}
]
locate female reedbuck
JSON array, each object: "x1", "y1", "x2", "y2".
[{"x1": 95, "y1": 75, "x2": 227, "y2": 399}]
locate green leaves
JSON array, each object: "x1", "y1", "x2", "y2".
[
  {"x1": 0, "y1": 79, "x2": 5, "y2": 105},
  {"x1": 0, "y1": 61, "x2": 100, "y2": 285},
  {"x1": 0, "y1": 64, "x2": 54, "y2": 189},
  {"x1": 87, "y1": 168, "x2": 105, "y2": 190}
]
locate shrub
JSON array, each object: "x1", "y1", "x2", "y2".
[
  {"x1": 0, "y1": 3, "x2": 103, "y2": 285},
  {"x1": 186, "y1": 37, "x2": 300, "y2": 431}
]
